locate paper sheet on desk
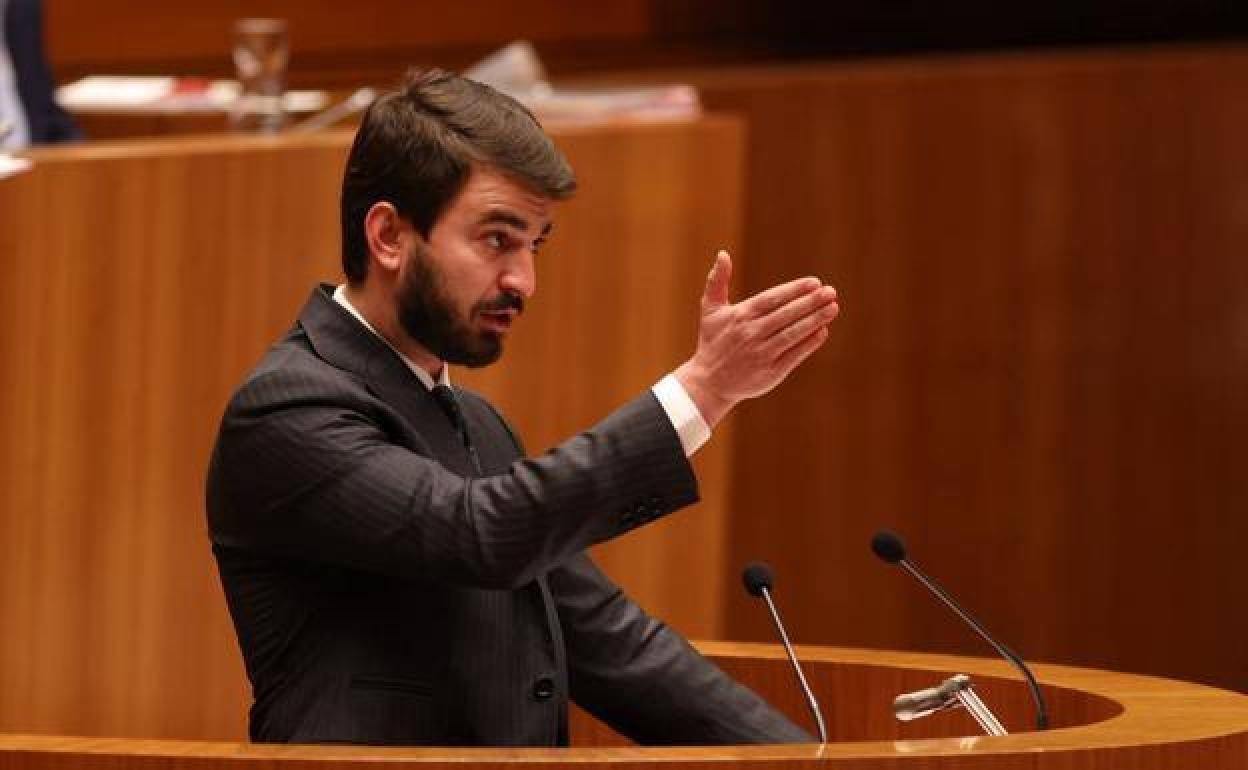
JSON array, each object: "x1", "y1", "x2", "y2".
[
  {"x1": 57, "y1": 76, "x2": 181, "y2": 109},
  {"x1": 0, "y1": 154, "x2": 33, "y2": 180},
  {"x1": 56, "y1": 76, "x2": 328, "y2": 114},
  {"x1": 525, "y1": 85, "x2": 701, "y2": 123},
  {"x1": 465, "y1": 42, "x2": 700, "y2": 123}
]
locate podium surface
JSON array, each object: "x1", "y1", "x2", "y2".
[{"x1": 2, "y1": 642, "x2": 1246, "y2": 768}]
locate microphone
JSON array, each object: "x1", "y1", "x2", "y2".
[
  {"x1": 742, "y1": 562, "x2": 828, "y2": 743},
  {"x1": 870, "y1": 530, "x2": 1049, "y2": 730},
  {"x1": 894, "y1": 674, "x2": 1008, "y2": 736},
  {"x1": 893, "y1": 674, "x2": 968, "y2": 721}
]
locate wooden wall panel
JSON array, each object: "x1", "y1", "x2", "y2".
[
  {"x1": 43, "y1": 0, "x2": 655, "y2": 86},
  {"x1": 47, "y1": 0, "x2": 650, "y2": 62},
  {"x1": 677, "y1": 48, "x2": 1248, "y2": 694},
  {"x1": 0, "y1": 117, "x2": 744, "y2": 739},
  {"x1": 41, "y1": 1, "x2": 1248, "y2": 90}
]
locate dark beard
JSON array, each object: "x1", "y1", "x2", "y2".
[{"x1": 395, "y1": 245, "x2": 522, "y2": 368}]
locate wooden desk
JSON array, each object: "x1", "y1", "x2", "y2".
[
  {"x1": 70, "y1": 109, "x2": 234, "y2": 139},
  {"x1": 2, "y1": 643, "x2": 1246, "y2": 768}
]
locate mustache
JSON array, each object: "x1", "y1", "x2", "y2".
[{"x1": 477, "y1": 292, "x2": 525, "y2": 315}]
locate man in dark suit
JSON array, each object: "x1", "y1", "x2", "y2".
[
  {"x1": 1, "y1": 0, "x2": 81, "y2": 146},
  {"x1": 207, "y1": 69, "x2": 840, "y2": 746}
]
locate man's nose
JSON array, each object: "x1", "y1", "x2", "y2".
[{"x1": 500, "y1": 251, "x2": 536, "y2": 299}]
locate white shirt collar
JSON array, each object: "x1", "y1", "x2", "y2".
[{"x1": 332, "y1": 284, "x2": 450, "y2": 391}]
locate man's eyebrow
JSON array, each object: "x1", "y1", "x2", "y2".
[{"x1": 479, "y1": 210, "x2": 554, "y2": 237}]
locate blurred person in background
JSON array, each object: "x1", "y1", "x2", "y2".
[{"x1": 1, "y1": 0, "x2": 80, "y2": 148}]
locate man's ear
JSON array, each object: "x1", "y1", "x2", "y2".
[{"x1": 363, "y1": 202, "x2": 415, "y2": 275}]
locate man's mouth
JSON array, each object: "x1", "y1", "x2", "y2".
[{"x1": 479, "y1": 310, "x2": 516, "y2": 333}]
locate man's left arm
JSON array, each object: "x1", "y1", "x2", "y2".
[{"x1": 548, "y1": 553, "x2": 813, "y2": 745}]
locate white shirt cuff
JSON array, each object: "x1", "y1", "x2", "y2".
[{"x1": 652, "y1": 374, "x2": 712, "y2": 457}]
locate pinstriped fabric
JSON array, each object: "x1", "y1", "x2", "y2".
[{"x1": 205, "y1": 285, "x2": 809, "y2": 746}]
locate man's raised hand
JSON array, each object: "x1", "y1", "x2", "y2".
[{"x1": 674, "y1": 250, "x2": 840, "y2": 427}]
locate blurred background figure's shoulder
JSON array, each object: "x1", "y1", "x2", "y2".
[{"x1": 1, "y1": 0, "x2": 82, "y2": 148}]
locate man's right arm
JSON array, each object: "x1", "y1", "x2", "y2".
[
  {"x1": 206, "y1": 372, "x2": 697, "y2": 589},
  {"x1": 208, "y1": 249, "x2": 840, "y2": 590}
]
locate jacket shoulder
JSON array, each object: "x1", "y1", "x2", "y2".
[{"x1": 227, "y1": 328, "x2": 371, "y2": 414}]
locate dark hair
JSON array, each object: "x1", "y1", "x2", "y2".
[{"x1": 340, "y1": 69, "x2": 577, "y2": 283}]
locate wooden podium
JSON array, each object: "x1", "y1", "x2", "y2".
[{"x1": 1, "y1": 642, "x2": 1246, "y2": 768}]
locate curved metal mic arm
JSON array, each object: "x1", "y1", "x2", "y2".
[
  {"x1": 759, "y1": 587, "x2": 828, "y2": 744},
  {"x1": 898, "y1": 559, "x2": 1049, "y2": 730}
]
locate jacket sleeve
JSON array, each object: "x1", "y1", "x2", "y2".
[
  {"x1": 549, "y1": 553, "x2": 814, "y2": 745},
  {"x1": 206, "y1": 365, "x2": 699, "y2": 590},
  {"x1": 7, "y1": 0, "x2": 83, "y2": 143}
]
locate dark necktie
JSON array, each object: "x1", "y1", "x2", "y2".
[{"x1": 431, "y1": 384, "x2": 482, "y2": 474}]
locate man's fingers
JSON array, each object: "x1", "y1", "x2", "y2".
[
  {"x1": 701, "y1": 250, "x2": 733, "y2": 311},
  {"x1": 739, "y1": 275, "x2": 823, "y2": 319},
  {"x1": 772, "y1": 324, "x2": 831, "y2": 380},
  {"x1": 755, "y1": 285, "x2": 839, "y2": 339},
  {"x1": 763, "y1": 300, "x2": 839, "y2": 359}
]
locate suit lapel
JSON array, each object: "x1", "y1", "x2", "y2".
[{"x1": 295, "y1": 285, "x2": 477, "y2": 476}]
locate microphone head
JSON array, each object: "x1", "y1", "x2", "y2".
[
  {"x1": 871, "y1": 530, "x2": 907, "y2": 564},
  {"x1": 742, "y1": 562, "x2": 775, "y2": 597}
]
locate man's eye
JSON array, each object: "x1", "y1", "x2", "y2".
[{"x1": 486, "y1": 233, "x2": 508, "y2": 251}]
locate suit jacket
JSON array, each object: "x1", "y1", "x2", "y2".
[
  {"x1": 206, "y1": 285, "x2": 811, "y2": 746},
  {"x1": 4, "y1": 0, "x2": 80, "y2": 144}
]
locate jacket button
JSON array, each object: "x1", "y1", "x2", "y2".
[{"x1": 532, "y1": 677, "x2": 555, "y2": 701}]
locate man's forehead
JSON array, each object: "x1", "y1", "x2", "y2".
[{"x1": 459, "y1": 168, "x2": 554, "y2": 230}]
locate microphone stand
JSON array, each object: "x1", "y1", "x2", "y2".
[
  {"x1": 757, "y1": 585, "x2": 828, "y2": 744},
  {"x1": 896, "y1": 557, "x2": 1048, "y2": 730}
]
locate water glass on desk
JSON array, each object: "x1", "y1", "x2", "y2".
[{"x1": 230, "y1": 18, "x2": 289, "y2": 133}]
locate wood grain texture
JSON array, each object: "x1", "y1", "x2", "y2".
[
  {"x1": 43, "y1": 0, "x2": 651, "y2": 81},
  {"x1": 41, "y1": 1, "x2": 1248, "y2": 90},
  {"x1": 3, "y1": 643, "x2": 1248, "y2": 768},
  {"x1": 0, "y1": 118, "x2": 744, "y2": 740},
  {"x1": 677, "y1": 47, "x2": 1248, "y2": 695}
]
